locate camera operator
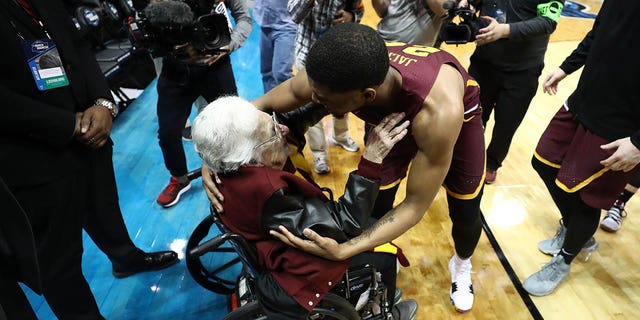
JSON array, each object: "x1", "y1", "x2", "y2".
[
  {"x1": 134, "y1": 0, "x2": 252, "y2": 207},
  {"x1": 467, "y1": 0, "x2": 564, "y2": 184}
]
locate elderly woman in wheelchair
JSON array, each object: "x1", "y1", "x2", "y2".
[{"x1": 190, "y1": 96, "x2": 418, "y2": 320}]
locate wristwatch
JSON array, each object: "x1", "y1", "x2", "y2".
[{"x1": 95, "y1": 98, "x2": 119, "y2": 118}]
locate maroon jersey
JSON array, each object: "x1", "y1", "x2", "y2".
[{"x1": 353, "y1": 43, "x2": 482, "y2": 186}]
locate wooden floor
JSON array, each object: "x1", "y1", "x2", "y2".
[
  {"x1": 25, "y1": 1, "x2": 640, "y2": 319},
  {"x1": 306, "y1": 1, "x2": 640, "y2": 319}
]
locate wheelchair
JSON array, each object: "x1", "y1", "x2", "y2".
[{"x1": 186, "y1": 206, "x2": 397, "y2": 320}]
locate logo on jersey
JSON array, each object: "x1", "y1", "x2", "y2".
[{"x1": 386, "y1": 42, "x2": 441, "y2": 67}]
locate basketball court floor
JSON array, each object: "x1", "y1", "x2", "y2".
[{"x1": 26, "y1": 1, "x2": 640, "y2": 319}]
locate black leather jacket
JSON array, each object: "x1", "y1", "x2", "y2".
[{"x1": 262, "y1": 170, "x2": 380, "y2": 243}]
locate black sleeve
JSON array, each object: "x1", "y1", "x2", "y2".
[
  {"x1": 0, "y1": 85, "x2": 77, "y2": 148},
  {"x1": 277, "y1": 102, "x2": 329, "y2": 148},
  {"x1": 73, "y1": 26, "x2": 114, "y2": 105},
  {"x1": 630, "y1": 131, "x2": 640, "y2": 151},
  {"x1": 558, "y1": 6, "x2": 604, "y2": 75},
  {"x1": 261, "y1": 171, "x2": 380, "y2": 242},
  {"x1": 558, "y1": 29, "x2": 593, "y2": 74},
  {"x1": 509, "y1": 16, "x2": 558, "y2": 40}
]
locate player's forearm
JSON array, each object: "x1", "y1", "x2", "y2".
[
  {"x1": 253, "y1": 75, "x2": 312, "y2": 112},
  {"x1": 340, "y1": 201, "x2": 424, "y2": 258}
]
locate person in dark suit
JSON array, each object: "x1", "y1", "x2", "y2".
[{"x1": 0, "y1": 0, "x2": 177, "y2": 317}]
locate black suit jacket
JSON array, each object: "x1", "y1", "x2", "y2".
[{"x1": 0, "y1": 0, "x2": 113, "y2": 187}]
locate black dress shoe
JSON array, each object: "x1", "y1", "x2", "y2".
[{"x1": 112, "y1": 250, "x2": 179, "y2": 278}]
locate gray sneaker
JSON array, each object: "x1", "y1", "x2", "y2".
[
  {"x1": 392, "y1": 299, "x2": 418, "y2": 320},
  {"x1": 313, "y1": 157, "x2": 331, "y2": 174},
  {"x1": 523, "y1": 255, "x2": 571, "y2": 296},
  {"x1": 537, "y1": 222, "x2": 599, "y2": 256},
  {"x1": 329, "y1": 135, "x2": 360, "y2": 152},
  {"x1": 600, "y1": 200, "x2": 626, "y2": 232}
]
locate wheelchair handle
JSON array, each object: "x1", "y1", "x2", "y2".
[{"x1": 188, "y1": 234, "x2": 229, "y2": 257}]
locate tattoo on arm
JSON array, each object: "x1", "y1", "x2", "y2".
[{"x1": 346, "y1": 208, "x2": 397, "y2": 247}]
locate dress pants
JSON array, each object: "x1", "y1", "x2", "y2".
[
  {"x1": 83, "y1": 143, "x2": 139, "y2": 263},
  {"x1": 157, "y1": 57, "x2": 238, "y2": 177},
  {"x1": 10, "y1": 166, "x2": 103, "y2": 319}
]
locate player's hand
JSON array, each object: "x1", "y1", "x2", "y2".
[
  {"x1": 77, "y1": 105, "x2": 112, "y2": 148},
  {"x1": 202, "y1": 164, "x2": 225, "y2": 212},
  {"x1": 601, "y1": 138, "x2": 640, "y2": 172},
  {"x1": 363, "y1": 112, "x2": 410, "y2": 163},
  {"x1": 270, "y1": 225, "x2": 348, "y2": 261},
  {"x1": 475, "y1": 16, "x2": 509, "y2": 46},
  {"x1": 542, "y1": 68, "x2": 567, "y2": 95}
]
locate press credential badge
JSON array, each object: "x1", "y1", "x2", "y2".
[{"x1": 21, "y1": 38, "x2": 69, "y2": 91}]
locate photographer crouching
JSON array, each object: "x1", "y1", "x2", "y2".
[{"x1": 132, "y1": 0, "x2": 252, "y2": 207}]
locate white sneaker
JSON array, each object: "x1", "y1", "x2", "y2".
[
  {"x1": 329, "y1": 135, "x2": 359, "y2": 152},
  {"x1": 448, "y1": 254, "x2": 473, "y2": 313},
  {"x1": 313, "y1": 157, "x2": 331, "y2": 174},
  {"x1": 600, "y1": 200, "x2": 626, "y2": 232}
]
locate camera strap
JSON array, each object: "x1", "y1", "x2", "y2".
[{"x1": 212, "y1": 1, "x2": 233, "y2": 33}]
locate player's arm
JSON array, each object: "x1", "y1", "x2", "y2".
[
  {"x1": 252, "y1": 69, "x2": 313, "y2": 113},
  {"x1": 270, "y1": 64, "x2": 465, "y2": 260}
]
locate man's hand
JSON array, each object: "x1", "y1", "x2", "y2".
[
  {"x1": 77, "y1": 105, "x2": 112, "y2": 148},
  {"x1": 203, "y1": 46, "x2": 230, "y2": 66},
  {"x1": 202, "y1": 164, "x2": 225, "y2": 212},
  {"x1": 475, "y1": 16, "x2": 509, "y2": 46},
  {"x1": 73, "y1": 112, "x2": 84, "y2": 137},
  {"x1": 601, "y1": 138, "x2": 640, "y2": 172},
  {"x1": 363, "y1": 112, "x2": 410, "y2": 163},
  {"x1": 332, "y1": 9, "x2": 354, "y2": 24},
  {"x1": 269, "y1": 225, "x2": 347, "y2": 261},
  {"x1": 542, "y1": 68, "x2": 567, "y2": 95}
]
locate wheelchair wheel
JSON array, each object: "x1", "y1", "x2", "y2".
[
  {"x1": 309, "y1": 292, "x2": 360, "y2": 320},
  {"x1": 222, "y1": 293, "x2": 359, "y2": 320},
  {"x1": 186, "y1": 214, "x2": 243, "y2": 294}
]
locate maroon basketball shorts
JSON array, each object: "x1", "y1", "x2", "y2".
[
  {"x1": 444, "y1": 108, "x2": 486, "y2": 200},
  {"x1": 534, "y1": 105, "x2": 639, "y2": 209}
]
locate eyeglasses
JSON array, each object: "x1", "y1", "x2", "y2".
[{"x1": 253, "y1": 112, "x2": 283, "y2": 150}]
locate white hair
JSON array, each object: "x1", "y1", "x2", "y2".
[{"x1": 192, "y1": 96, "x2": 262, "y2": 173}]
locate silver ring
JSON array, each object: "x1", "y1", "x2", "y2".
[{"x1": 89, "y1": 138, "x2": 96, "y2": 144}]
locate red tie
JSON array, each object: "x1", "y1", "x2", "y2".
[{"x1": 15, "y1": 0, "x2": 40, "y2": 25}]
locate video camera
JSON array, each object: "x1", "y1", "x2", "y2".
[
  {"x1": 439, "y1": 0, "x2": 489, "y2": 45},
  {"x1": 127, "y1": 0, "x2": 231, "y2": 62}
]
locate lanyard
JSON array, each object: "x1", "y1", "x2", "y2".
[{"x1": 11, "y1": 0, "x2": 51, "y2": 40}]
